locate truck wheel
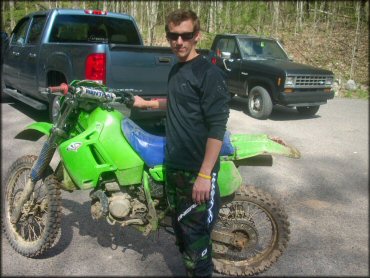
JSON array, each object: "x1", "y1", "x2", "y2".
[
  {"x1": 296, "y1": 105, "x2": 320, "y2": 116},
  {"x1": 248, "y1": 86, "x2": 273, "y2": 119},
  {"x1": 49, "y1": 95, "x2": 62, "y2": 123},
  {"x1": 212, "y1": 185, "x2": 290, "y2": 276}
]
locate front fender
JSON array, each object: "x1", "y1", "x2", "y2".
[{"x1": 15, "y1": 122, "x2": 53, "y2": 141}]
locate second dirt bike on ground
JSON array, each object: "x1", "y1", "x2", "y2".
[{"x1": 2, "y1": 80, "x2": 300, "y2": 276}]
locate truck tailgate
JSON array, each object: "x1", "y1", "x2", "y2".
[{"x1": 107, "y1": 44, "x2": 177, "y2": 96}]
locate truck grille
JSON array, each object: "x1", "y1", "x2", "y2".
[{"x1": 295, "y1": 76, "x2": 328, "y2": 88}]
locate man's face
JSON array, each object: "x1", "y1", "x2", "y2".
[{"x1": 167, "y1": 19, "x2": 200, "y2": 62}]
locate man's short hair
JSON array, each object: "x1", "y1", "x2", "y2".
[{"x1": 165, "y1": 9, "x2": 200, "y2": 33}]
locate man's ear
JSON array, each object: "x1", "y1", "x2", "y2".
[{"x1": 194, "y1": 31, "x2": 201, "y2": 43}]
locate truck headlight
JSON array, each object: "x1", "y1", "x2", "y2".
[
  {"x1": 284, "y1": 76, "x2": 296, "y2": 88},
  {"x1": 325, "y1": 76, "x2": 334, "y2": 87}
]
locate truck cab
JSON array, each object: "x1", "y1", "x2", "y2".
[{"x1": 211, "y1": 34, "x2": 335, "y2": 119}]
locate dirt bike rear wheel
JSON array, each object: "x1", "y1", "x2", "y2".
[
  {"x1": 2, "y1": 155, "x2": 61, "y2": 257},
  {"x1": 212, "y1": 185, "x2": 290, "y2": 276}
]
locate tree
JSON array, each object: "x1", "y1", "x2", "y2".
[
  {"x1": 9, "y1": 1, "x2": 15, "y2": 31},
  {"x1": 146, "y1": 1, "x2": 159, "y2": 45},
  {"x1": 272, "y1": 1, "x2": 280, "y2": 38},
  {"x1": 350, "y1": 1, "x2": 362, "y2": 80}
]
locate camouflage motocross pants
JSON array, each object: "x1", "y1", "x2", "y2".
[{"x1": 165, "y1": 167, "x2": 221, "y2": 277}]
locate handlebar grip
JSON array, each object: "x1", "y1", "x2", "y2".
[{"x1": 48, "y1": 83, "x2": 69, "y2": 95}]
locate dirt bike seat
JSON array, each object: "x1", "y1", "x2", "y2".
[
  {"x1": 122, "y1": 118, "x2": 166, "y2": 167},
  {"x1": 122, "y1": 118, "x2": 235, "y2": 167}
]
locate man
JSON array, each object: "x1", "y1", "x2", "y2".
[{"x1": 133, "y1": 9, "x2": 230, "y2": 277}]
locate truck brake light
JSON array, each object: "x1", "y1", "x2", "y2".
[
  {"x1": 85, "y1": 53, "x2": 106, "y2": 84},
  {"x1": 84, "y1": 10, "x2": 108, "y2": 15}
]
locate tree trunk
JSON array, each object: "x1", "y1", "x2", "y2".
[
  {"x1": 1, "y1": 1, "x2": 6, "y2": 30},
  {"x1": 305, "y1": 0, "x2": 310, "y2": 18},
  {"x1": 225, "y1": 1, "x2": 231, "y2": 32},
  {"x1": 272, "y1": 1, "x2": 280, "y2": 38},
  {"x1": 196, "y1": 0, "x2": 201, "y2": 21},
  {"x1": 310, "y1": 1, "x2": 318, "y2": 45},
  {"x1": 130, "y1": 1, "x2": 137, "y2": 20},
  {"x1": 360, "y1": 0, "x2": 368, "y2": 23},
  {"x1": 350, "y1": 1, "x2": 361, "y2": 80},
  {"x1": 146, "y1": 1, "x2": 159, "y2": 46},
  {"x1": 294, "y1": 1, "x2": 304, "y2": 35},
  {"x1": 208, "y1": 1, "x2": 215, "y2": 33},
  {"x1": 9, "y1": 0, "x2": 15, "y2": 31}
]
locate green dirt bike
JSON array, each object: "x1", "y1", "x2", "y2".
[{"x1": 2, "y1": 80, "x2": 300, "y2": 276}]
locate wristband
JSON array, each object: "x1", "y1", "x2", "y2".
[{"x1": 198, "y1": 172, "x2": 211, "y2": 180}]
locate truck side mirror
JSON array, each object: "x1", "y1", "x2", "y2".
[{"x1": 221, "y1": 51, "x2": 231, "y2": 59}]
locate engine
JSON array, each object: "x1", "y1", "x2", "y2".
[{"x1": 90, "y1": 182, "x2": 147, "y2": 225}]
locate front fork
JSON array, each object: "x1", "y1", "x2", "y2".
[
  {"x1": 10, "y1": 139, "x2": 57, "y2": 224},
  {"x1": 10, "y1": 98, "x2": 76, "y2": 224}
]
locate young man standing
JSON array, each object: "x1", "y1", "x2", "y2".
[{"x1": 133, "y1": 9, "x2": 230, "y2": 277}]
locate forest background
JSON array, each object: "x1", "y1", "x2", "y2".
[{"x1": 1, "y1": 0, "x2": 369, "y2": 99}]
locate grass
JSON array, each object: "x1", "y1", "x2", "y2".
[{"x1": 339, "y1": 88, "x2": 369, "y2": 100}]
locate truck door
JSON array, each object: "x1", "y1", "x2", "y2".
[
  {"x1": 2, "y1": 17, "x2": 31, "y2": 91},
  {"x1": 214, "y1": 37, "x2": 243, "y2": 95},
  {"x1": 19, "y1": 15, "x2": 47, "y2": 97}
]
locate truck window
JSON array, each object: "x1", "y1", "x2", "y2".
[
  {"x1": 238, "y1": 38, "x2": 288, "y2": 60},
  {"x1": 49, "y1": 15, "x2": 141, "y2": 45},
  {"x1": 215, "y1": 38, "x2": 240, "y2": 59},
  {"x1": 11, "y1": 17, "x2": 31, "y2": 46},
  {"x1": 27, "y1": 15, "x2": 47, "y2": 45}
]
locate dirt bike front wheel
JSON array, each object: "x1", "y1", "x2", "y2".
[
  {"x1": 212, "y1": 185, "x2": 290, "y2": 276},
  {"x1": 2, "y1": 155, "x2": 61, "y2": 257}
]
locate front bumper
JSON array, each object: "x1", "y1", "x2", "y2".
[{"x1": 278, "y1": 89, "x2": 335, "y2": 106}]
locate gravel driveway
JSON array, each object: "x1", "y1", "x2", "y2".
[{"x1": 1, "y1": 96, "x2": 368, "y2": 276}]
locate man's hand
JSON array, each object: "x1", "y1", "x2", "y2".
[
  {"x1": 133, "y1": 96, "x2": 165, "y2": 110},
  {"x1": 133, "y1": 95, "x2": 148, "y2": 108},
  {"x1": 192, "y1": 176, "x2": 211, "y2": 204}
]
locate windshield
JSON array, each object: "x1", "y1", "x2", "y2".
[
  {"x1": 237, "y1": 38, "x2": 289, "y2": 60},
  {"x1": 49, "y1": 14, "x2": 141, "y2": 45}
]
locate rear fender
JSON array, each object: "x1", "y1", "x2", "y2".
[
  {"x1": 228, "y1": 134, "x2": 301, "y2": 165},
  {"x1": 14, "y1": 122, "x2": 53, "y2": 141}
]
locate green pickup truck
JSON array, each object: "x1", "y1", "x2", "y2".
[{"x1": 210, "y1": 34, "x2": 335, "y2": 119}]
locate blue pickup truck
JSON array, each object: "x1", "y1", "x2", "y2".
[{"x1": 1, "y1": 8, "x2": 177, "y2": 123}]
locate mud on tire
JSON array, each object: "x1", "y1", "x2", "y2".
[
  {"x1": 212, "y1": 185, "x2": 290, "y2": 276},
  {"x1": 2, "y1": 155, "x2": 62, "y2": 257}
]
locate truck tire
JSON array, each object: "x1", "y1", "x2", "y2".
[
  {"x1": 296, "y1": 105, "x2": 320, "y2": 116},
  {"x1": 248, "y1": 86, "x2": 273, "y2": 119}
]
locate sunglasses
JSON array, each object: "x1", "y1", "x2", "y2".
[{"x1": 166, "y1": 32, "x2": 195, "y2": 41}]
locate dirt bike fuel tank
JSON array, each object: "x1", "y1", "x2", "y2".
[{"x1": 58, "y1": 107, "x2": 144, "y2": 189}]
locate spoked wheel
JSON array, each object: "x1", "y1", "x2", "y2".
[
  {"x1": 2, "y1": 155, "x2": 61, "y2": 257},
  {"x1": 212, "y1": 186, "x2": 290, "y2": 276}
]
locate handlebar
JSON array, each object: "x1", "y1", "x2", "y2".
[
  {"x1": 46, "y1": 83, "x2": 141, "y2": 107},
  {"x1": 47, "y1": 83, "x2": 69, "y2": 95}
]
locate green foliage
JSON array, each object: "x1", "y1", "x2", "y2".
[
  {"x1": 1, "y1": 0, "x2": 368, "y2": 93},
  {"x1": 341, "y1": 88, "x2": 369, "y2": 99}
]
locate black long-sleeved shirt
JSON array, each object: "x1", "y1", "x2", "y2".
[{"x1": 165, "y1": 54, "x2": 230, "y2": 172}]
